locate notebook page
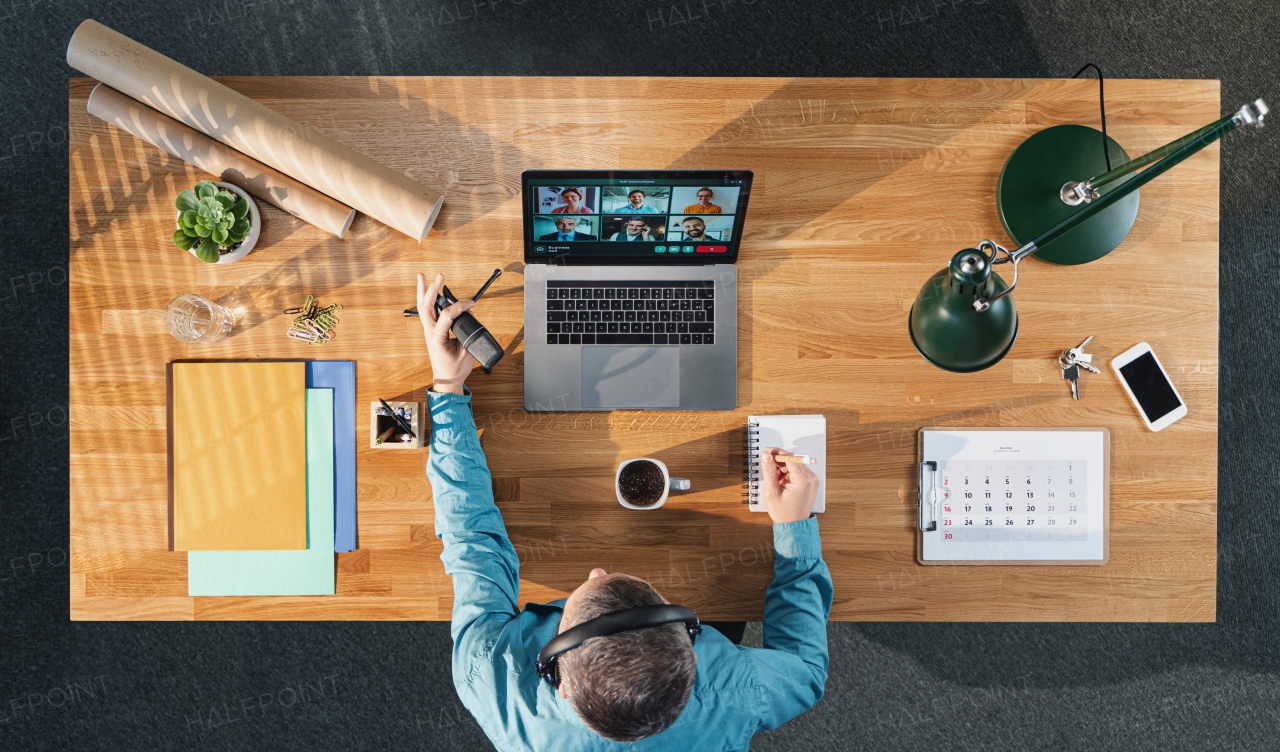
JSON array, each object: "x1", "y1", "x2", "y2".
[{"x1": 748, "y1": 415, "x2": 826, "y2": 513}]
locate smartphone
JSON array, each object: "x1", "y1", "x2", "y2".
[{"x1": 1111, "y1": 343, "x2": 1187, "y2": 431}]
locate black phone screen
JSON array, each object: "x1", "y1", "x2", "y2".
[{"x1": 1118, "y1": 351, "x2": 1182, "y2": 422}]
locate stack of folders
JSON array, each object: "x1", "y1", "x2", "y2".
[{"x1": 169, "y1": 361, "x2": 357, "y2": 596}]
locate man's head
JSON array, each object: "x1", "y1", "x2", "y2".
[
  {"x1": 561, "y1": 187, "x2": 583, "y2": 204},
  {"x1": 556, "y1": 569, "x2": 697, "y2": 742},
  {"x1": 695, "y1": 188, "x2": 714, "y2": 205},
  {"x1": 554, "y1": 217, "x2": 580, "y2": 233},
  {"x1": 681, "y1": 217, "x2": 707, "y2": 239},
  {"x1": 628, "y1": 189, "x2": 646, "y2": 206},
  {"x1": 625, "y1": 219, "x2": 645, "y2": 235}
]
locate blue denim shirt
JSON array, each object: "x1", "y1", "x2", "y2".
[{"x1": 427, "y1": 390, "x2": 833, "y2": 752}]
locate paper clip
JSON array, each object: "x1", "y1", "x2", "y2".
[
  {"x1": 287, "y1": 327, "x2": 319, "y2": 342},
  {"x1": 304, "y1": 318, "x2": 331, "y2": 340},
  {"x1": 285, "y1": 295, "x2": 339, "y2": 345}
]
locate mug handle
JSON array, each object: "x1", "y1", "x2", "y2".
[{"x1": 668, "y1": 477, "x2": 691, "y2": 491}]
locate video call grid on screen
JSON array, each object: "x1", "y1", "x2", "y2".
[{"x1": 522, "y1": 170, "x2": 753, "y2": 265}]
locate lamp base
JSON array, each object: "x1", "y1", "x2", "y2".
[{"x1": 997, "y1": 124, "x2": 1139, "y2": 265}]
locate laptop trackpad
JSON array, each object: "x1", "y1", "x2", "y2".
[{"x1": 581, "y1": 347, "x2": 679, "y2": 408}]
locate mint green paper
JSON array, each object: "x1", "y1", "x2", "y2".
[{"x1": 188, "y1": 388, "x2": 336, "y2": 596}]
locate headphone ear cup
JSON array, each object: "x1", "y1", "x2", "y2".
[{"x1": 539, "y1": 659, "x2": 561, "y2": 689}]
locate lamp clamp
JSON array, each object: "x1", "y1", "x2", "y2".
[
  {"x1": 1060, "y1": 180, "x2": 1100, "y2": 206},
  {"x1": 973, "y1": 239, "x2": 1036, "y2": 312}
]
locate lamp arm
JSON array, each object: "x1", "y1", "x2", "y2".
[
  {"x1": 975, "y1": 98, "x2": 1266, "y2": 312},
  {"x1": 1029, "y1": 116, "x2": 1237, "y2": 248},
  {"x1": 1062, "y1": 99, "x2": 1267, "y2": 204}
]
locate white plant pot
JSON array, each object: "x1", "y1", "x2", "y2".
[{"x1": 176, "y1": 181, "x2": 261, "y2": 264}]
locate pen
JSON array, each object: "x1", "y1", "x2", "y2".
[
  {"x1": 404, "y1": 268, "x2": 501, "y2": 316},
  {"x1": 772, "y1": 455, "x2": 816, "y2": 465},
  {"x1": 378, "y1": 398, "x2": 417, "y2": 439},
  {"x1": 470, "y1": 268, "x2": 502, "y2": 304}
]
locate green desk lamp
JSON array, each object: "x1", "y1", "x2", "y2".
[{"x1": 909, "y1": 98, "x2": 1267, "y2": 373}]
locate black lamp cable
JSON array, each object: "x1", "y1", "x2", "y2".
[{"x1": 1072, "y1": 62, "x2": 1113, "y2": 171}]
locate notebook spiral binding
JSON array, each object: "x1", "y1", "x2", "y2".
[{"x1": 742, "y1": 422, "x2": 760, "y2": 504}]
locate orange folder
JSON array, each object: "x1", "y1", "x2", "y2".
[{"x1": 172, "y1": 362, "x2": 308, "y2": 550}]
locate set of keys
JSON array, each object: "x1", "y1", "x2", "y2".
[{"x1": 1060, "y1": 336, "x2": 1100, "y2": 400}]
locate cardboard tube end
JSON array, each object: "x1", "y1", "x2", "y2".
[
  {"x1": 418, "y1": 195, "x2": 444, "y2": 243},
  {"x1": 86, "y1": 82, "x2": 105, "y2": 109},
  {"x1": 338, "y1": 210, "x2": 356, "y2": 239},
  {"x1": 67, "y1": 19, "x2": 103, "y2": 67}
]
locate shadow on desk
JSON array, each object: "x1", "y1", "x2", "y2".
[{"x1": 509, "y1": 505, "x2": 780, "y2": 623}]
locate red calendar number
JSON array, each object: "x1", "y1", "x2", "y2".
[{"x1": 943, "y1": 532, "x2": 953, "y2": 540}]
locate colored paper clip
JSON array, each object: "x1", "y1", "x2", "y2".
[{"x1": 284, "y1": 294, "x2": 340, "y2": 345}]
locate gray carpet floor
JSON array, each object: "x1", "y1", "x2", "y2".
[{"x1": 2, "y1": 1, "x2": 1277, "y2": 749}]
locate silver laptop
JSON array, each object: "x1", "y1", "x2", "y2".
[{"x1": 522, "y1": 170, "x2": 754, "y2": 411}]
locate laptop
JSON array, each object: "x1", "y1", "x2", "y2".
[{"x1": 522, "y1": 169, "x2": 754, "y2": 411}]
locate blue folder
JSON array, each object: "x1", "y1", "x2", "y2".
[{"x1": 307, "y1": 361, "x2": 357, "y2": 552}]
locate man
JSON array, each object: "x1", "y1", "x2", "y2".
[
  {"x1": 550, "y1": 187, "x2": 592, "y2": 214},
  {"x1": 539, "y1": 216, "x2": 597, "y2": 242},
  {"x1": 682, "y1": 187, "x2": 722, "y2": 213},
  {"x1": 608, "y1": 218, "x2": 652, "y2": 241},
  {"x1": 679, "y1": 216, "x2": 715, "y2": 242},
  {"x1": 616, "y1": 189, "x2": 660, "y2": 214},
  {"x1": 417, "y1": 272, "x2": 832, "y2": 751}
]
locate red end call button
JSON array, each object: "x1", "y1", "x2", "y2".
[{"x1": 696, "y1": 245, "x2": 728, "y2": 253}]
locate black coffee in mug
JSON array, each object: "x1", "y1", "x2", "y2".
[{"x1": 618, "y1": 460, "x2": 665, "y2": 508}]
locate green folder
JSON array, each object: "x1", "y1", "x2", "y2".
[{"x1": 187, "y1": 388, "x2": 336, "y2": 596}]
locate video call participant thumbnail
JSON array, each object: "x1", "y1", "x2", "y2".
[
  {"x1": 682, "y1": 187, "x2": 722, "y2": 213},
  {"x1": 538, "y1": 216, "x2": 597, "y2": 241},
  {"x1": 550, "y1": 187, "x2": 593, "y2": 214},
  {"x1": 606, "y1": 217, "x2": 661, "y2": 242},
  {"x1": 670, "y1": 215, "x2": 730, "y2": 242},
  {"x1": 603, "y1": 186, "x2": 670, "y2": 214},
  {"x1": 671, "y1": 185, "x2": 739, "y2": 215},
  {"x1": 616, "y1": 189, "x2": 663, "y2": 214}
]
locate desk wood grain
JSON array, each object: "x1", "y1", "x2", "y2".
[{"x1": 69, "y1": 76, "x2": 1219, "y2": 621}]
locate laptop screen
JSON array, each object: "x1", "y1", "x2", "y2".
[{"x1": 522, "y1": 170, "x2": 753, "y2": 265}]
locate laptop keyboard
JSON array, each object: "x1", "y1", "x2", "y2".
[{"x1": 545, "y1": 281, "x2": 715, "y2": 346}]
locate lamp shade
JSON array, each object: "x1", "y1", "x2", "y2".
[{"x1": 909, "y1": 249, "x2": 1017, "y2": 372}]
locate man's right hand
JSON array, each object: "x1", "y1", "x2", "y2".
[
  {"x1": 758, "y1": 447, "x2": 820, "y2": 524},
  {"x1": 417, "y1": 272, "x2": 477, "y2": 395}
]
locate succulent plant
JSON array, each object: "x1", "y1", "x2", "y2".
[{"x1": 172, "y1": 181, "x2": 252, "y2": 263}]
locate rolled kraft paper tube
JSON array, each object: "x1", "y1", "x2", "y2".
[
  {"x1": 67, "y1": 19, "x2": 444, "y2": 242},
  {"x1": 87, "y1": 84, "x2": 356, "y2": 238}
]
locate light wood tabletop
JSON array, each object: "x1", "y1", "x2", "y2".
[{"x1": 69, "y1": 76, "x2": 1220, "y2": 621}]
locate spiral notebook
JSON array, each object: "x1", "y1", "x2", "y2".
[{"x1": 744, "y1": 415, "x2": 826, "y2": 513}]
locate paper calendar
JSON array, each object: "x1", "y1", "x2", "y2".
[{"x1": 916, "y1": 428, "x2": 1109, "y2": 565}]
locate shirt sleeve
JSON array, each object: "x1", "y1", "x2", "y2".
[
  {"x1": 426, "y1": 389, "x2": 521, "y2": 683},
  {"x1": 748, "y1": 517, "x2": 833, "y2": 731}
]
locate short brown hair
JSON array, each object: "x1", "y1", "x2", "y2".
[
  {"x1": 559, "y1": 578, "x2": 696, "y2": 741},
  {"x1": 561, "y1": 187, "x2": 583, "y2": 200}
]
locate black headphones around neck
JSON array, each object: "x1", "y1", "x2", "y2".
[{"x1": 536, "y1": 604, "x2": 701, "y2": 689}]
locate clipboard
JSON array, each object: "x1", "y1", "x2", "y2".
[{"x1": 916, "y1": 427, "x2": 1110, "y2": 566}]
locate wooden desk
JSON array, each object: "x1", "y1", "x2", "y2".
[{"x1": 69, "y1": 77, "x2": 1219, "y2": 621}]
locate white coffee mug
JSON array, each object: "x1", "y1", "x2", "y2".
[{"x1": 615, "y1": 458, "x2": 691, "y2": 510}]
